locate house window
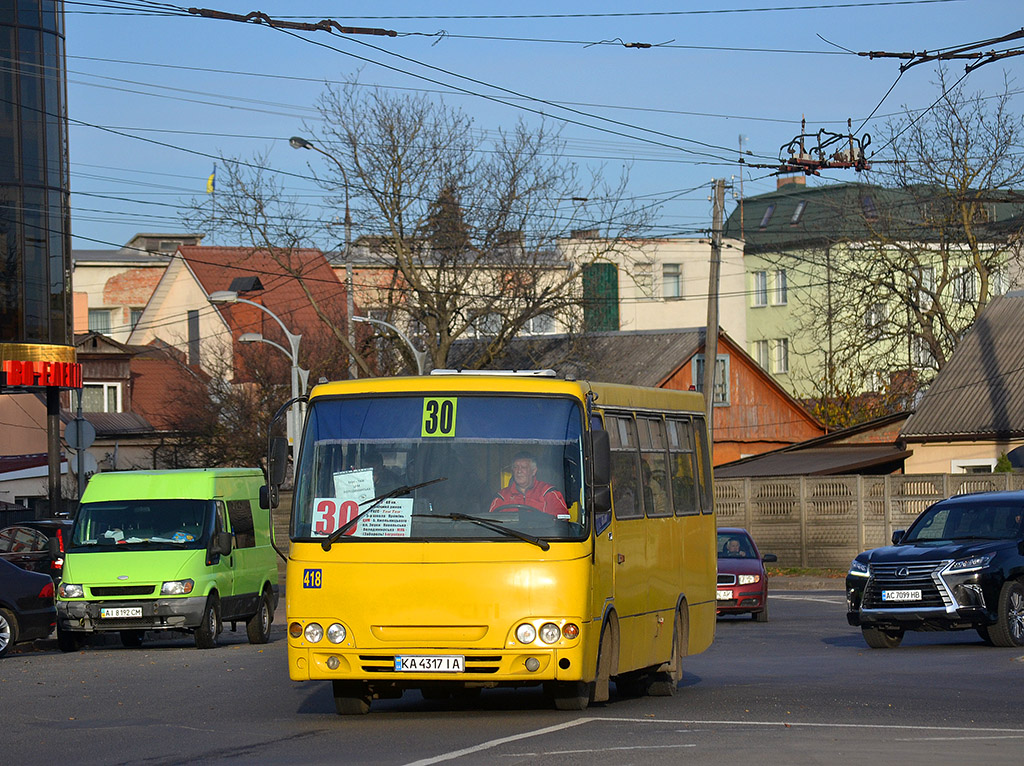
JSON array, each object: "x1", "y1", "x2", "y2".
[
  {"x1": 634, "y1": 261, "x2": 654, "y2": 298},
  {"x1": 662, "y1": 263, "x2": 682, "y2": 299},
  {"x1": 752, "y1": 271, "x2": 768, "y2": 307},
  {"x1": 772, "y1": 270, "x2": 788, "y2": 305},
  {"x1": 759, "y1": 204, "x2": 776, "y2": 229},
  {"x1": 790, "y1": 200, "x2": 807, "y2": 224},
  {"x1": 81, "y1": 382, "x2": 122, "y2": 413},
  {"x1": 692, "y1": 354, "x2": 730, "y2": 406},
  {"x1": 913, "y1": 267, "x2": 934, "y2": 310},
  {"x1": 862, "y1": 195, "x2": 878, "y2": 220},
  {"x1": 865, "y1": 303, "x2": 886, "y2": 337},
  {"x1": 991, "y1": 267, "x2": 1009, "y2": 296},
  {"x1": 951, "y1": 459, "x2": 996, "y2": 474},
  {"x1": 88, "y1": 309, "x2": 112, "y2": 334},
  {"x1": 772, "y1": 338, "x2": 789, "y2": 374},
  {"x1": 953, "y1": 267, "x2": 976, "y2": 303},
  {"x1": 752, "y1": 340, "x2": 769, "y2": 370},
  {"x1": 911, "y1": 335, "x2": 934, "y2": 369},
  {"x1": 522, "y1": 314, "x2": 555, "y2": 335},
  {"x1": 130, "y1": 308, "x2": 144, "y2": 329},
  {"x1": 472, "y1": 313, "x2": 502, "y2": 337}
]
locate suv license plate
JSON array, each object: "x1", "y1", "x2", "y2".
[
  {"x1": 881, "y1": 589, "x2": 921, "y2": 602},
  {"x1": 394, "y1": 655, "x2": 465, "y2": 672},
  {"x1": 100, "y1": 607, "x2": 143, "y2": 618}
]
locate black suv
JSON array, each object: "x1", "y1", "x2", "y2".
[{"x1": 846, "y1": 491, "x2": 1024, "y2": 648}]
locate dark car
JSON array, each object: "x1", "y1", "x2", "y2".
[
  {"x1": 0, "y1": 518, "x2": 74, "y2": 582},
  {"x1": 847, "y1": 491, "x2": 1024, "y2": 648},
  {"x1": 0, "y1": 557, "x2": 56, "y2": 658},
  {"x1": 716, "y1": 527, "x2": 777, "y2": 621}
]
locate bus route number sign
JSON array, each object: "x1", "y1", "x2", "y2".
[
  {"x1": 421, "y1": 397, "x2": 457, "y2": 437},
  {"x1": 303, "y1": 569, "x2": 322, "y2": 589}
]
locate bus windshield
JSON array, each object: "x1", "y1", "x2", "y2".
[{"x1": 292, "y1": 394, "x2": 587, "y2": 543}]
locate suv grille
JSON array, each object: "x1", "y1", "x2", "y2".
[{"x1": 863, "y1": 561, "x2": 950, "y2": 609}]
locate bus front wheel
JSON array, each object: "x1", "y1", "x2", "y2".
[
  {"x1": 333, "y1": 680, "x2": 371, "y2": 715},
  {"x1": 547, "y1": 680, "x2": 593, "y2": 711}
]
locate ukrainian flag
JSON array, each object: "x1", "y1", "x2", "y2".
[{"x1": 206, "y1": 165, "x2": 216, "y2": 194}]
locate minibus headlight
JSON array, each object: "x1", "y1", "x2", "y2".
[
  {"x1": 516, "y1": 623, "x2": 537, "y2": 643},
  {"x1": 59, "y1": 583, "x2": 83, "y2": 598},
  {"x1": 160, "y1": 579, "x2": 194, "y2": 595},
  {"x1": 327, "y1": 623, "x2": 347, "y2": 644},
  {"x1": 539, "y1": 622, "x2": 561, "y2": 644},
  {"x1": 304, "y1": 622, "x2": 324, "y2": 643}
]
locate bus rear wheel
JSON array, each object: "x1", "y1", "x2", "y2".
[{"x1": 333, "y1": 680, "x2": 372, "y2": 715}]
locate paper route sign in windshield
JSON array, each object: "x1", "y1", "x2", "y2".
[{"x1": 311, "y1": 468, "x2": 413, "y2": 538}]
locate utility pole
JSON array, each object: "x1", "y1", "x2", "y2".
[{"x1": 703, "y1": 178, "x2": 726, "y2": 440}]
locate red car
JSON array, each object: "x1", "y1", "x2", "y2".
[{"x1": 716, "y1": 527, "x2": 776, "y2": 621}]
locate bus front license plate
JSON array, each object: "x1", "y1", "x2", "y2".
[
  {"x1": 881, "y1": 589, "x2": 921, "y2": 602},
  {"x1": 395, "y1": 655, "x2": 465, "y2": 672},
  {"x1": 100, "y1": 607, "x2": 142, "y2": 618}
]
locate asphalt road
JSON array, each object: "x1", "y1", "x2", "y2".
[{"x1": 4, "y1": 590, "x2": 1024, "y2": 765}]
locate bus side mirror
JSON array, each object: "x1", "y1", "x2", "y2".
[
  {"x1": 590, "y1": 429, "x2": 610, "y2": 486},
  {"x1": 589, "y1": 485, "x2": 612, "y2": 514},
  {"x1": 268, "y1": 436, "x2": 288, "y2": 486}
]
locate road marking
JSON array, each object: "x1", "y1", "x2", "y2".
[
  {"x1": 502, "y1": 744, "x2": 696, "y2": 756},
  {"x1": 771, "y1": 594, "x2": 845, "y2": 604},
  {"x1": 405, "y1": 717, "x2": 1024, "y2": 764}
]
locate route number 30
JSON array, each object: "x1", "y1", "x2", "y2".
[{"x1": 421, "y1": 397, "x2": 457, "y2": 437}]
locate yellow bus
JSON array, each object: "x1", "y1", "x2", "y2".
[{"x1": 277, "y1": 370, "x2": 716, "y2": 714}]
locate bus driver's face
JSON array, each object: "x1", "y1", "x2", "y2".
[{"x1": 512, "y1": 459, "x2": 537, "y2": 492}]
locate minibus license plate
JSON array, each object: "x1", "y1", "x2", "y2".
[
  {"x1": 395, "y1": 655, "x2": 465, "y2": 672},
  {"x1": 100, "y1": 607, "x2": 143, "y2": 618},
  {"x1": 881, "y1": 589, "x2": 921, "y2": 602},
  {"x1": 716, "y1": 590, "x2": 732, "y2": 601}
]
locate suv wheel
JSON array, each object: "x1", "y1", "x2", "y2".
[
  {"x1": 988, "y1": 580, "x2": 1024, "y2": 647},
  {"x1": 862, "y1": 625, "x2": 903, "y2": 649}
]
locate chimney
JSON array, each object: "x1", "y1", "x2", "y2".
[{"x1": 777, "y1": 174, "x2": 806, "y2": 190}]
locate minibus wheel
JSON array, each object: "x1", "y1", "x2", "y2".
[
  {"x1": 246, "y1": 590, "x2": 273, "y2": 644},
  {"x1": 194, "y1": 595, "x2": 221, "y2": 649},
  {"x1": 333, "y1": 680, "x2": 371, "y2": 715}
]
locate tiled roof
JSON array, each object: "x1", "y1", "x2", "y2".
[
  {"x1": 130, "y1": 349, "x2": 200, "y2": 431},
  {"x1": 178, "y1": 245, "x2": 345, "y2": 345},
  {"x1": 901, "y1": 290, "x2": 1024, "y2": 440},
  {"x1": 448, "y1": 329, "x2": 704, "y2": 386},
  {"x1": 82, "y1": 412, "x2": 154, "y2": 436}
]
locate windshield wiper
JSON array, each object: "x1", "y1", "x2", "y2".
[
  {"x1": 321, "y1": 476, "x2": 447, "y2": 551},
  {"x1": 413, "y1": 512, "x2": 550, "y2": 551}
]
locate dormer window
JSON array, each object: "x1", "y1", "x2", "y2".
[
  {"x1": 790, "y1": 200, "x2": 807, "y2": 224},
  {"x1": 759, "y1": 204, "x2": 776, "y2": 229},
  {"x1": 862, "y1": 195, "x2": 878, "y2": 220}
]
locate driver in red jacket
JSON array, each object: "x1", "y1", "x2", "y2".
[{"x1": 489, "y1": 452, "x2": 568, "y2": 517}]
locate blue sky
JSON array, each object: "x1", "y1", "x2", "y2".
[{"x1": 64, "y1": 1, "x2": 1022, "y2": 250}]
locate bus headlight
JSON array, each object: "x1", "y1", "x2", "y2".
[
  {"x1": 327, "y1": 623, "x2": 347, "y2": 644},
  {"x1": 516, "y1": 623, "x2": 537, "y2": 643},
  {"x1": 539, "y1": 622, "x2": 561, "y2": 644},
  {"x1": 562, "y1": 623, "x2": 580, "y2": 640},
  {"x1": 304, "y1": 622, "x2": 324, "y2": 643}
]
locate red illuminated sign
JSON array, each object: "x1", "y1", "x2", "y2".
[{"x1": 2, "y1": 360, "x2": 82, "y2": 389}]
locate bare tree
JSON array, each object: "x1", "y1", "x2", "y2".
[
  {"x1": 761, "y1": 74, "x2": 1024, "y2": 425},
  {"x1": 192, "y1": 81, "x2": 654, "y2": 374}
]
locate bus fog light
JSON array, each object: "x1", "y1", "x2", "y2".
[
  {"x1": 524, "y1": 657, "x2": 540, "y2": 672},
  {"x1": 304, "y1": 622, "x2": 324, "y2": 643},
  {"x1": 516, "y1": 623, "x2": 537, "y2": 643},
  {"x1": 539, "y1": 622, "x2": 561, "y2": 644},
  {"x1": 326, "y1": 656, "x2": 340, "y2": 670},
  {"x1": 562, "y1": 623, "x2": 579, "y2": 639},
  {"x1": 327, "y1": 623, "x2": 347, "y2": 643}
]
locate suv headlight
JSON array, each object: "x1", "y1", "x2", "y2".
[
  {"x1": 59, "y1": 583, "x2": 84, "y2": 598},
  {"x1": 160, "y1": 579, "x2": 194, "y2": 595},
  {"x1": 948, "y1": 554, "x2": 994, "y2": 572},
  {"x1": 848, "y1": 559, "x2": 869, "y2": 578}
]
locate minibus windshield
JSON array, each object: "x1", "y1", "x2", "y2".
[
  {"x1": 71, "y1": 500, "x2": 212, "y2": 551},
  {"x1": 292, "y1": 394, "x2": 587, "y2": 543}
]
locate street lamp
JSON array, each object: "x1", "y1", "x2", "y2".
[
  {"x1": 352, "y1": 315, "x2": 428, "y2": 376},
  {"x1": 289, "y1": 135, "x2": 357, "y2": 380},
  {"x1": 209, "y1": 291, "x2": 309, "y2": 464}
]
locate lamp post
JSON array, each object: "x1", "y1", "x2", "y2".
[
  {"x1": 351, "y1": 315, "x2": 428, "y2": 376},
  {"x1": 289, "y1": 135, "x2": 357, "y2": 380},
  {"x1": 209, "y1": 291, "x2": 309, "y2": 464}
]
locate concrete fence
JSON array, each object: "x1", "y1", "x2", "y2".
[{"x1": 715, "y1": 473, "x2": 1024, "y2": 569}]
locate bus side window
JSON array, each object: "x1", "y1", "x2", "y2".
[
  {"x1": 692, "y1": 415, "x2": 714, "y2": 514},
  {"x1": 667, "y1": 418, "x2": 699, "y2": 515},
  {"x1": 608, "y1": 414, "x2": 642, "y2": 520}
]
